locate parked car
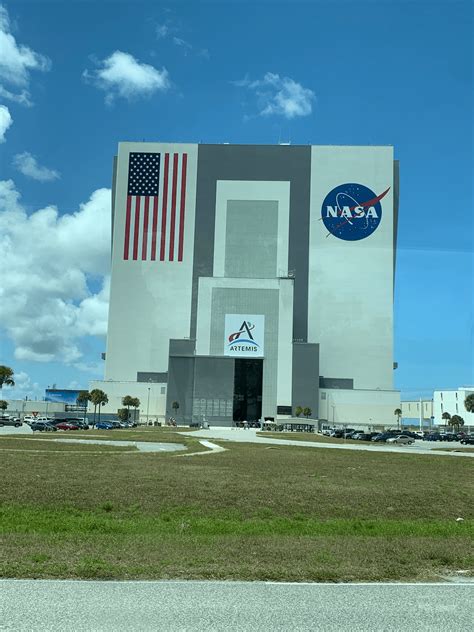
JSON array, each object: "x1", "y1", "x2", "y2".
[
  {"x1": 460, "y1": 436, "x2": 474, "y2": 445},
  {"x1": 55, "y1": 422, "x2": 80, "y2": 431},
  {"x1": 356, "y1": 433, "x2": 375, "y2": 441},
  {"x1": 95, "y1": 421, "x2": 114, "y2": 430},
  {"x1": 70, "y1": 420, "x2": 89, "y2": 430},
  {"x1": 30, "y1": 421, "x2": 57, "y2": 432},
  {"x1": 0, "y1": 417, "x2": 22, "y2": 427},
  {"x1": 51, "y1": 419, "x2": 89, "y2": 430},
  {"x1": 398, "y1": 431, "x2": 421, "y2": 440},
  {"x1": 371, "y1": 433, "x2": 393, "y2": 442},
  {"x1": 386, "y1": 435, "x2": 414, "y2": 445},
  {"x1": 439, "y1": 433, "x2": 456, "y2": 442},
  {"x1": 424, "y1": 433, "x2": 441, "y2": 441}
]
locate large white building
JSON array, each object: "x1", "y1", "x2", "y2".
[{"x1": 95, "y1": 142, "x2": 400, "y2": 425}]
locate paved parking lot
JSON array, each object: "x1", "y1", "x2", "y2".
[{"x1": 183, "y1": 427, "x2": 474, "y2": 457}]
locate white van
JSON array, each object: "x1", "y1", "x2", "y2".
[{"x1": 24, "y1": 416, "x2": 54, "y2": 424}]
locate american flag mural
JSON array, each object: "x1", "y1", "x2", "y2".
[{"x1": 123, "y1": 151, "x2": 188, "y2": 261}]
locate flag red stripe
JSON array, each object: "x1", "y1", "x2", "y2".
[
  {"x1": 151, "y1": 196, "x2": 158, "y2": 260},
  {"x1": 160, "y1": 154, "x2": 170, "y2": 261},
  {"x1": 142, "y1": 197, "x2": 150, "y2": 260},
  {"x1": 169, "y1": 153, "x2": 179, "y2": 261},
  {"x1": 178, "y1": 154, "x2": 187, "y2": 262},
  {"x1": 123, "y1": 195, "x2": 132, "y2": 260},
  {"x1": 133, "y1": 196, "x2": 141, "y2": 260}
]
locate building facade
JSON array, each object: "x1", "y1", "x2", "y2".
[
  {"x1": 433, "y1": 387, "x2": 474, "y2": 428},
  {"x1": 401, "y1": 400, "x2": 434, "y2": 429},
  {"x1": 97, "y1": 142, "x2": 400, "y2": 425}
]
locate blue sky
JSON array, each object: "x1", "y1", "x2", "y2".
[{"x1": 0, "y1": 0, "x2": 472, "y2": 401}]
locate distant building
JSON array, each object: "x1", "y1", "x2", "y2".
[
  {"x1": 401, "y1": 400, "x2": 434, "y2": 428},
  {"x1": 93, "y1": 142, "x2": 400, "y2": 426},
  {"x1": 433, "y1": 387, "x2": 474, "y2": 428}
]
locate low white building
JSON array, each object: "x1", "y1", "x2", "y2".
[
  {"x1": 89, "y1": 380, "x2": 167, "y2": 424},
  {"x1": 1, "y1": 399, "x2": 66, "y2": 418},
  {"x1": 401, "y1": 400, "x2": 434, "y2": 429},
  {"x1": 319, "y1": 388, "x2": 400, "y2": 429},
  {"x1": 433, "y1": 387, "x2": 474, "y2": 429}
]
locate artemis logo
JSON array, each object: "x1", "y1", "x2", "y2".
[
  {"x1": 321, "y1": 183, "x2": 390, "y2": 241},
  {"x1": 228, "y1": 321, "x2": 259, "y2": 351},
  {"x1": 224, "y1": 314, "x2": 264, "y2": 357}
]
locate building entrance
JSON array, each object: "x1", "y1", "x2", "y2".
[{"x1": 233, "y1": 359, "x2": 263, "y2": 422}]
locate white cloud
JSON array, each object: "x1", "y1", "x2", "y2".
[
  {"x1": 0, "y1": 370, "x2": 41, "y2": 400},
  {"x1": 154, "y1": 18, "x2": 208, "y2": 59},
  {"x1": 156, "y1": 23, "x2": 169, "y2": 39},
  {"x1": 172, "y1": 36, "x2": 192, "y2": 54},
  {"x1": 0, "y1": 180, "x2": 111, "y2": 363},
  {"x1": 0, "y1": 104, "x2": 12, "y2": 142},
  {"x1": 13, "y1": 152, "x2": 60, "y2": 182},
  {"x1": 0, "y1": 84, "x2": 32, "y2": 106},
  {"x1": 0, "y1": 5, "x2": 51, "y2": 105},
  {"x1": 235, "y1": 72, "x2": 315, "y2": 119},
  {"x1": 84, "y1": 51, "x2": 170, "y2": 103}
]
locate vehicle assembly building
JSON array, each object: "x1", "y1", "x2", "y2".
[{"x1": 95, "y1": 142, "x2": 400, "y2": 426}]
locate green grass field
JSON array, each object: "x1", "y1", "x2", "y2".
[{"x1": 0, "y1": 430, "x2": 472, "y2": 581}]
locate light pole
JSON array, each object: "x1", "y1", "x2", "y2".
[{"x1": 146, "y1": 387, "x2": 151, "y2": 426}]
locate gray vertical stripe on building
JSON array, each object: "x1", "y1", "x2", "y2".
[
  {"x1": 193, "y1": 144, "x2": 311, "y2": 341},
  {"x1": 225, "y1": 200, "x2": 278, "y2": 278},
  {"x1": 292, "y1": 343, "x2": 319, "y2": 419}
]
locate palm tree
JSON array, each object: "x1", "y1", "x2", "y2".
[
  {"x1": 303, "y1": 407, "x2": 312, "y2": 419},
  {"x1": 122, "y1": 395, "x2": 134, "y2": 421},
  {"x1": 90, "y1": 389, "x2": 108, "y2": 425},
  {"x1": 97, "y1": 391, "x2": 108, "y2": 425},
  {"x1": 394, "y1": 408, "x2": 402, "y2": 430},
  {"x1": 441, "y1": 412, "x2": 451, "y2": 429},
  {"x1": 464, "y1": 394, "x2": 474, "y2": 415},
  {"x1": 76, "y1": 391, "x2": 90, "y2": 423},
  {"x1": 449, "y1": 415, "x2": 464, "y2": 432},
  {"x1": 0, "y1": 400, "x2": 8, "y2": 413},
  {"x1": 171, "y1": 401, "x2": 179, "y2": 424},
  {"x1": 0, "y1": 366, "x2": 15, "y2": 396},
  {"x1": 295, "y1": 406, "x2": 303, "y2": 418}
]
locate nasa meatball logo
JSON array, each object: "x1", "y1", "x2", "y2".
[{"x1": 321, "y1": 183, "x2": 390, "y2": 241}]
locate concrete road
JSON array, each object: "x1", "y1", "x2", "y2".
[
  {"x1": 1, "y1": 580, "x2": 472, "y2": 631},
  {"x1": 183, "y1": 428, "x2": 474, "y2": 457},
  {"x1": 0, "y1": 424, "x2": 32, "y2": 435}
]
